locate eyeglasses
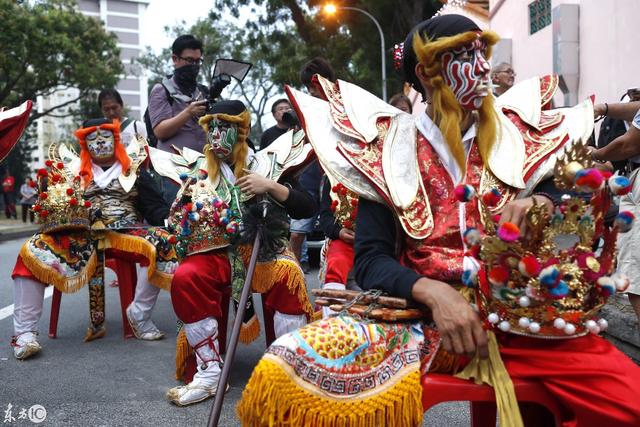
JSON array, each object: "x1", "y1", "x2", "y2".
[
  {"x1": 178, "y1": 56, "x2": 203, "y2": 66},
  {"x1": 497, "y1": 69, "x2": 516, "y2": 76}
]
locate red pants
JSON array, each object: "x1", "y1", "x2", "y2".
[
  {"x1": 325, "y1": 239, "x2": 354, "y2": 284},
  {"x1": 171, "y1": 251, "x2": 307, "y2": 324},
  {"x1": 497, "y1": 333, "x2": 640, "y2": 426}
]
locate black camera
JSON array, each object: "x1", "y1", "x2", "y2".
[
  {"x1": 206, "y1": 74, "x2": 232, "y2": 112},
  {"x1": 282, "y1": 110, "x2": 300, "y2": 129}
]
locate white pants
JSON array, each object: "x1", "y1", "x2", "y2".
[
  {"x1": 13, "y1": 277, "x2": 45, "y2": 335},
  {"x1": 127, "y1": 266, "x2": 161, "y2": 322}
]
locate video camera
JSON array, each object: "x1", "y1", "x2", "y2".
[{"x1": 206, "y1": 59, "x2": 253, "y2": 112}]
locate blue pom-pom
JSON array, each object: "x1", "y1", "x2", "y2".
[
  {"x1": 179, "y1": 173, "x2": 189, "y2": 182},
  {"x1": 548, "y1": 280, "x2": 569, "y2": 299},
  {"x1": 539, "y1": 265, "x2": 560, "y2": 287},
  {"x1": 461, "y1": 269, "x2": 477, "y2": 288},
  {"x1": 463, "y1": 228, "x2": 482, "y2": 246},
  {"x1": 615, "y1": 211, "x2": 635, "y2": 233},
  {"x1": 195, "y1": 201, "x2": 204, "y2": 210}
]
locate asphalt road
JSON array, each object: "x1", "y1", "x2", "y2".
[{"x1": 0, "y1": 238, "x2": 469, "y2": 426}]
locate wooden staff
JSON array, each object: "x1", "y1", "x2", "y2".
[
  {"x1": 312, "y1": 288, "x2": 415, "y2": 309},
  {"x1": 317, "y1": 301, "x2": 428, "y2": 321},
  {"x1": 207, "y1": 232, "x2": 260, "y2": 427}
]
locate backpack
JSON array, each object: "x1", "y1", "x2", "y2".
[{"x1": 143, "y1": 77, "x2": 208, "y2": 148}]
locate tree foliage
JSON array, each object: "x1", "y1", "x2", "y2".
[
  {"x1": 136, "y1": 19, "x2": 280, "y2": 139},
  {"x1": 210, "y1": 0, "x2": 440, "y2": 97},
  {"x1": 0, "y1": 0, "x2": 123, "y2": 124},
  {"x1": 0, "y1": 0, "x2": 123, "y2": 181}
]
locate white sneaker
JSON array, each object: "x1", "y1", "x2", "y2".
[
  {"x1": 167, "y1": 362, "x2": 224, "y2": 406},
  {"x1": 126, "y1": 304, "x2": 165, "y2": 341},
  {"x1": 12, "y1": 332, "x2": 41, "y2": 360}
]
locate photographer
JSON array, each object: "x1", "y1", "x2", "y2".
[
  {"x1": 259, "y1": 99, "x2": 293, "y2": 150},
  {"x1": 148, "y1": 35, "x2": 208, "y2": 202}
]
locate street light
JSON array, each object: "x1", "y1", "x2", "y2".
[{"x1": 323, "y1": 3, "x2": 387, "y2": 101}]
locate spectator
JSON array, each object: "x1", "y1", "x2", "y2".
[
  {"x1": 2, "y1": 169, "x2": 16, "y2": 219},
  {"x1": 389, "y1": 93, "x2": 413, "y2": 113},
  {"x1": 260, "y1": 99, "x2": 293, "y2": 150},
  {"x1": 19, "y1": 177, "x2": 37, "y2": 223},
  {"x1": 148, "y1": 35, "x2": 208, "y2": 203},
  {"x1": 491, "y1": 62, "x2": 515, "y2": 96},
  {"x1": 592, "y1": 105, "x2": 640, "y2": 325},
  {"x1": 289, "y1": 58, "x2": 336, "y2": 272},
  {"x1": 98, "y1": 88, "x2": 147, "y2": 147}
]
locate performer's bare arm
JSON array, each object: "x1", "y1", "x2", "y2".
[
  {"x1": 594, "y1": 101, "x2": 640, "y2": 121},
  {"x1": 593, "y1": 126, "x2": 640, "y2": 162},
  {"x1": 411, "y1": 278, "x2": 489, "y2": 358}
]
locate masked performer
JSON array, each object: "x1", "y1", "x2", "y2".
[
  {"x1": 10, "y1": 118, "x2": 178, "y2": 360},
  {"x1": 238, "y1": 15, "x2": 640, "y2": 426},
  {"x1": 155, "y1": 100, "x2": 315, "y2": 406}
]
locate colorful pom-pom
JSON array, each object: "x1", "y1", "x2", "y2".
[
  {"x1": 461, "y1": 269, "x2": 477, "y2": 287},
  {"x1": 488, "y1": 265, "x2": 510, "y2": 287},
  {"x1": 528, "y1": 322, "x2": 541, "y2": 333},
  {"x1": 574, "y1": 168, "x2": 604, "y2": 192},
  {"x1": 454, "y1": 184, "x2": 475, "y2": 202},
  {"x1": 84, "y1": 200, "x2": 91, "y2": 208},
  {"x1": 553, "y1": 318, "x2": 566, "y2": 329},
  {"x1": 481, "y1": 188, "x2": 501, "y2": 207},
  {"x1": 548, "y1": 280, "x2": 569, "y2": 299},
  {"x1": 69, "y1": 198, "x2": 78, "y2": 206},
  {"x1": 179, "y1": 173, "x2": 189, "y2": 182},
  {"x1": 497, "y1": 222, "x2": 520, "y2": 242},
  {"x1": 226, "y1": 222, "x2": 238, "y2": 234},
  {"x1": 39, "y1": 192, "x2": 48, "y2": 200},
  {"x1": 518, "y1": 255, "x2": 541, "y2": 277},
  {"x1": 612, "y1": 273, "x2": 630, "y2": 292},
  {"x1": 463, "y1": 228, "x2": 482, "y2": 246},
  {"x1": 608, "y1": 175, "x2": 632, "y2": 195},
  {"x1": 615, "y1": 211, "x2": 634, "y2": 233},
  {"x1": 45, "y1": 160, "x2": 54, "y2": 167},
  {"x1": 66, "y1": 188, "x2": 74, "y2": 196},
  {"x1": 539, "y1": 265, "x2": 561, "y2": 288},
  {"x1": 487, "y1": 313, "x2": 500, "y2": 324},
  {"x1": 596, "y1": 276, "x2": 616, "y2": 297}
]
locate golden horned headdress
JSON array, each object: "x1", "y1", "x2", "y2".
[{"x1": 459, "y1": 140, "x2": 633, "y2": 338}]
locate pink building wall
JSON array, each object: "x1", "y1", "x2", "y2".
[{"x1": 490, "y1": 0, "x2": 640, "y2": 106}]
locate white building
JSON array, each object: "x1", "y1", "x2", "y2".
[
  {"x1": 34, "y1": 0, "x2": 150, "y2": 168},
  {"x1": 490, "y1": 0, "x2": 640, "y2": 107}
]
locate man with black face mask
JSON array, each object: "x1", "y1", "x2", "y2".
[{"x1": 148, "y1": 35, "x2": 208, "y2": 203}]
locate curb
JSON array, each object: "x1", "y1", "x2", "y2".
[{"x1": 0, "y1": 227, "x2": 38, "y2": 242}]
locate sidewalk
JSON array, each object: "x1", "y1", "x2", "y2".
[{"x1": 0, "y1": 217, "x2": 38, "y2": 242}]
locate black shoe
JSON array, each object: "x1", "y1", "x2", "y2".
[{"x1": 301, "y1": 261, "x2": 311, "y2": 274}]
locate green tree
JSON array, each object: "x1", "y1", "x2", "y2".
[
  {"x1": 210, "y1": 0, "x2": 440, "y2": 97},
  {"x1": 135, "y1": 19, "x2": 280, "y2": 140},
  {"x1": 0, "y1": 0, "x2": 123, "y2": 181}
]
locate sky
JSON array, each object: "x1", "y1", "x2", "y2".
[{"x1": 141, "y1": 0, "x2": 212, "y2": 55}]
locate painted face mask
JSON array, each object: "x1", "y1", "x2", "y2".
[
  {"x1": 86, "y1": 128, "x2": 115, "y2": 160},
  {"x1": 207, "y1": 118, "x2": 238, "y2": 159},
  {"x1": 440, "y1": 37, "x2": 492, "y2": 110}
]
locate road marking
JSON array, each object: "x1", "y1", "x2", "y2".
[{"x1": 0, "y1": 286, "x2": 54, "y2": 321}]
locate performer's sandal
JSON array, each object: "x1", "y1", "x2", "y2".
[
  {"x1": 83, "y1": 324, "x2": 107, "y2": 342},
  {"x1": 166, "y1": 383, "x2": 229, "y2": 406},
  {"x1": 11, "y1": 332, "x2": 41, "y2": 360},
  {"x1": 126, "y1": 304, "x2": 165, "y2": 341}
]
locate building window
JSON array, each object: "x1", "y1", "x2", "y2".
[{"x1": 529, "y1": 0, "x2": 551, "y2": 35}]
